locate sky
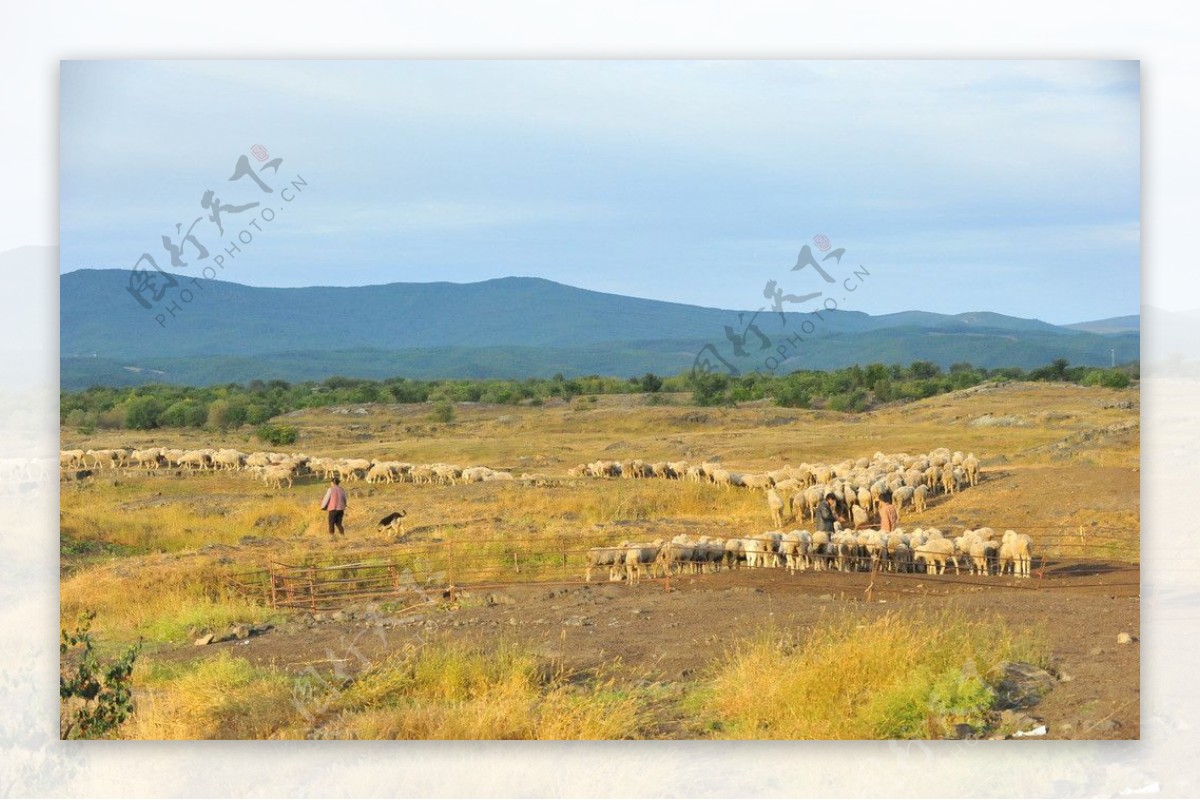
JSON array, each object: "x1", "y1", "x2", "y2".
[{"x1": 59, "y1": 60, "x2": 1141, "y2": 325}]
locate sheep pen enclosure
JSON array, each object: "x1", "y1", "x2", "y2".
[{"x1": 60, "y1": 381, "x2": 1140, "y2": 740}]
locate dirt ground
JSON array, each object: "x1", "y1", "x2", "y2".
[{"x1": 171, "y1": 558, "x2": 1139, "y2": 740}]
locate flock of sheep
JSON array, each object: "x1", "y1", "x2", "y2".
[
  {"x1": 586, "y1": 526, "x2": 1034, "y2": 583},
  {"x1": 63, "y1": 444, "x2": 1024, "y2": 581},
  {"x1": 568, "y1": 448, "x2": 981, "y2": 527},
  {"x1": 58, "y1": 447, "x2": 518, "y2": 490}
]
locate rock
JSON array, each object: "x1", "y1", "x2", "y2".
[
  {"x1": 193, "y1": 633, "x2": 215, "y2": 646},
  {"x1": 331, "y1": 611, "x2": 346, "y2": 622},
  {"x1": 231, "y1": 624, "x2": 251, "y2": 640},
  {"x1": 990, "y1": 661, "x2": 1058, "y2": 709},
  {"x1": 488, "y1": 592, "x2": 517, "y2": 606},
  {"x1": 1093, "y1": 718, "x2": 1122, "y2": 733},
  {"x1": 949, "y1": 723, "x2": 975, "y2": 740},
  {"x1": 563, "y1": 616, "x2": 587, "y2": 627},
  {"x1": 999, "y1": 709, "x2": 1038, "y2": 731},
  {"x1": 1089, "y1": 646, "x2": 1104, "y2": 656},
  {"x1": 1058, "y1": 672, "x2": 1073, "y2": 683},
  {"x1": 1117, "y1": 632, "x2": 1135, "y2": 645}
]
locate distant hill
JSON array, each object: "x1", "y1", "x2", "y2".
[
  {"x1": 1065, "y1": 314, "x2": 1141, "y2": 334},
  {"x1": 60, "y1": 269, "x2": 1141, "y2": 388}
]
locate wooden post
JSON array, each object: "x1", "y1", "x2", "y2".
[
  {"x1": 268, "y1": 566, "x2": 278, "y2": 609},
  {"x1": 307, "y1": 567, "x2": 317, "y2": 612}
]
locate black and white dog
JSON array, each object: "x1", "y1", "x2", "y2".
[{"x1": 377, "y1": 510, "x2": 407, "y2": 538}]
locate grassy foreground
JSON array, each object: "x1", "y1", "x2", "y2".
[{"x1": 114, "y1": 612, "x2": 1041, "y2": 740}]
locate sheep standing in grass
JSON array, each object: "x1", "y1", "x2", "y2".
[
  {"x1": 963, "y1": 454, "x2": 980, "y2": 487},
  {"x1": 912, "y1": 485, "x2": 929, "y2": 514},
  {"x1": 262, "y1": 464, "x2": 295, "y2": 490},
  {"x1": 940, "y1": 465, "x2": 958, "y2": 495},
  {"x1": 893, "y1": 485, "x2": 915, "y2": 515},
  {"x1": 767, "y1": 489, "x2": 786, "y2": 528}
]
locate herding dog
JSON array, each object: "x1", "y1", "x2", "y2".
[{"x1": 378, "y1": 510, "x2": 407, "y2": 538}]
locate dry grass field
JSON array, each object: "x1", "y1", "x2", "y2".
[{"x1": 59, "y1": 380, "x2": 1140, "y2": 740}]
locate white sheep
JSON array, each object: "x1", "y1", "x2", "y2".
[
  {"x1": 584, "y1": 545, "x2": 625, "y2": 582},
  {"x1": 767, "y1": 489, "x2": 786, "y2": 528},
  {"x1": 999, "y1": 529, "x2": 1033, "y2": 578}
]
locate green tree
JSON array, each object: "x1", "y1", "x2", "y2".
[
  {"x1": 690, "y1": 371, "x2": 731, "y2": 407},
  {"x1": 639, "y1": 372, "x2": 664, "y2": 393},
  {"x1": 123, "y1": 397, "x2": 163, "y2": 429}
]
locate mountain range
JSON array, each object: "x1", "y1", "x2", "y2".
[{"x1": 60, "y1": 269, "x2": 1140, "y2": 389}]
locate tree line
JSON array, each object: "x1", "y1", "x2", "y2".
[{"x1": 60, "y1": 359, "x2": 1136, "y2": 433}]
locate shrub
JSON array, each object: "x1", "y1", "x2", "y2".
[
  {"x1": 60, "y1": 611, "x2": 141, "y2": 739},
  {"x1": 256, "y1": 424, "x2": 298, "y2": 446},
  {"x1": 429, "y1": 401, "x2": 455, "y2": 424},
  {"x1": 1082, "y1": 369, "x2": 1131, "y2": 389}
]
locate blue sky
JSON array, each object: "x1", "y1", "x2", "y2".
[{"x1": 59, "y1": 60, "x2": 1140, "y2": 324}]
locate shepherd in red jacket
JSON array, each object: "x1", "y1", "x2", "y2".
[{"x1": 320, "y1": 476, "x2": 348, "y2": 538}]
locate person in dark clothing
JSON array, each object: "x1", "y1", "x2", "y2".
[{"x1": 816, "y1": 492, "x2": 842, "y2": 533}]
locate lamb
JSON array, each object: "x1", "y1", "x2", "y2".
[
  {"x1": 767, "y1": 489, "x2": 786, "y2": 528},
  {"x1": 999, "y1": 529, "x2": 1033, "y2": 578},
  {"x1": 893, "y1": 485, "x2": 915, "y2": 514}
]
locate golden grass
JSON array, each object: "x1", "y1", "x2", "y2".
[
  {"x1": 688, "y1": 611, "x2": 1046, "y2": 740},
  {"x1": 119, "y1": 642, "x2": 650, "y2": 740},
  {"x1": 60, "y1": 554, "x2": 279, "y2": 644},
  {"x1": 121, "y1": 652, "x2": 306, "y2": 739},
  {"x1": 314, "y1": 641, "x2": 649, "y2": 740}
]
